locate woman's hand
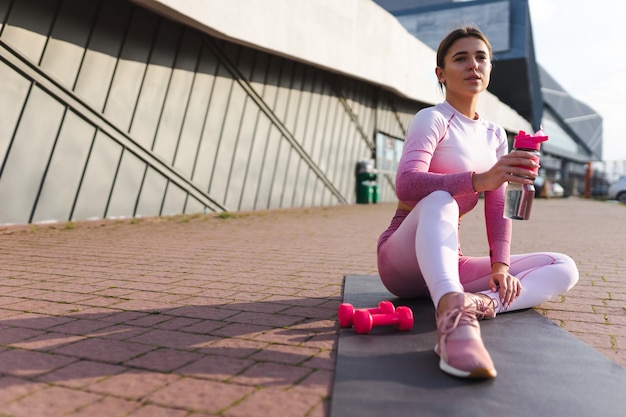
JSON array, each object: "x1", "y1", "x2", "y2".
[
  {"x1": 472, "y1": 150, "x2": 540, "y2": 193},
  {"x1": 488, "y1": 263, "x2": 522, "y2": 309}
]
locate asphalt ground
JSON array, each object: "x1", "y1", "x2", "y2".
[{"x1": 0, "y1": 197, "x2": 624, "y2": 416}]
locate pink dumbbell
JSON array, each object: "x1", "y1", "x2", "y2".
[
  {"x1": 353, "y1": 305, "x2": 414, "y2": 334},
  {"x1": 337, "y1": 301, "x2": 395, "y2": 328}
]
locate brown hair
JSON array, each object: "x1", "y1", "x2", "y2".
[{"x1": 436, "y1": 26, "x2": 492, "y2": 91}]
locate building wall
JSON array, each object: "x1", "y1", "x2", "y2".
[
  {"x1": 132, "y1": 0, "x2": 530, "y2": 134},
  {"x1": 0, "y1": 0, "x2": 419, "y2": 225}
]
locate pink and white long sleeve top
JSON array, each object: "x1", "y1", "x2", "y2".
[{"x1": 378, "y1": 101, "x2": 512, "y2": 266}]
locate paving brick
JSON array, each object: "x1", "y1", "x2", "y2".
[
  {"x1": 9, "y1": 331, "x2": 86, "y2": 351},
  {"x1": 177, "y1": 355, "x2": 254, "y2": 381},
  {"x1": 107, "y1": 299, "x2": 172, "y2": 312},
  {"x1": 63, "y1": 396, "x2": 140, "y2": 417},
  {"x1": 147, "y1": 377, "x2": 254, "y2": 414},
  {"x1": 206, "y1": 338, "x2": 268, "y2": 358},
  {"x1": 0, "y1": 349, "x2": 77, "y2": 377},
  {"x1": 152, "y1": 316, "x2": 203, "y2": 330},
  {"x1": 230, "y1": 361, "x2": 313, "y2": 388},
  {"x1": 94, "y1": 311, "x2": 151, "y2": 324},
  {"x1": 128, "y1": 329, "x2": 216, "y2": 350},
  {"x1": 48, "y1": 318, "x2": 114, "y2": 335},
  {"x1": 301, "y1": 332, "x2": 337, "y2": 351},
  {"x1": 292, "y1": 369, "x2": 334, "y2": 396},
  {"x1": 52, "y1": 337, "x2": 154, "y2": 363},
  {"x1": 0, "y1": 326, "x2": 45, "y2": 345},
  {"x1": 126, "y1": 404, "x2": 189, "y2": 417},
  {"x1": 306, "y1": 399, "x2": 331, "y2": 417},
  {"x1": 89, "y1": 324, "x2": 153, "y2": 341},
  {"x1": 0, "y1": 376, "x2": 47, "y2": 405},
  {"x1": 209, "y1": 322, "x2": 274, "y2": 338},
  {"x1": 612, "y1": 330, "x2": 626, "y2": 345},
  {"x1": 3, "y1": 312, "x2": 76, "y2": 330},
  {"x1": 177, "y1": 319, "x2": 227, "y2": 335},
  {"x1": 225, "y1": 311, "x2": 304, "y2": 327},
  {"x1": 249, "y1": 343, "x2": 320, "y2": 365},
  {"x1": 223, "y1": 386, "x2": 320, "y2": 417},
  {"x1": 1, "y1": 385, "x2": 101, "y2": 417},
  {"x1": 87, "y1": 370, "x2": 180, "y2": 399},
  {"x1": 301, "y1": 349, "x2": 336, "y2": 371},
  {"x1": 166, "y1": 305, "x2": 240, "y2": 320},
  {"x1": 35, "y1": 360, "x2": 126, "y2": 388},
  {"x1": 124, "y1": 348, "x2": 204, "y2": 372},
  {"x1": 125, "y1": 314, "x2": 173, "y2": 328},
  {"x1": 0, "y1": 296, "x2": 38, "y2": 306},
  {"x1": 281, "y1": 305, "x2": 338, "y2": 321}
]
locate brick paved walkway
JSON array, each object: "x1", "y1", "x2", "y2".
[{"x1": 0, "y1": 197, "x2": 624, "y2": 416}]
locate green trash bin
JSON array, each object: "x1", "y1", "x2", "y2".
[{"x1": 355, "y1": 160, "x2": 378, "y2": 204}]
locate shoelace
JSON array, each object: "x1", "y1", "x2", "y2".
[
  {"x1": 473, "y1": 296, "x2": 499, "y2": 320},
  {"x1": 437, "y1": 303, "x2": 482, "y2": 337}
]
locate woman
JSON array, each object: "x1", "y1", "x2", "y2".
[{"x1": 376, "y1": 26, "x2": 578, "y2": 379}]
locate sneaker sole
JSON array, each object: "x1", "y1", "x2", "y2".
[
  {"x1": 439, "y1": 357, "x2": 497, "y2": 379},
  {"x1": 434, "y1": 344, "x2": 497, "y2": 379}
]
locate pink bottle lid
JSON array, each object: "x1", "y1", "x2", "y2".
[{"x1": 514, "y1": 129, "x2": 549, "y2": 150}]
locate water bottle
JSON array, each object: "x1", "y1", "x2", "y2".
[{"x1": 503, "y1": 130, "x2": 548, "y2": 220}]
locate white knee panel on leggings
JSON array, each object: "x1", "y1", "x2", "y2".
[{"x1": 413, "y1": 191, "x2": 465, "y2": 306}]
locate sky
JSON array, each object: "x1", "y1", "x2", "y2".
[{"x1": 528, "y1": 0, "x2": 626, "y2": 165}]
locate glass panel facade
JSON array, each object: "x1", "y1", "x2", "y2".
[{"x1": 541, "y1": 112, "x2": 580, "y2": 154}]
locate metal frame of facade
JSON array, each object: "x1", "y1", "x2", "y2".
[{"x1": 0, "y1": 0, "x2": 417, "y2": 225}]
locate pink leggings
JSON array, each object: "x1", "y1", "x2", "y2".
[{"x1": 377, "y1": 191, "x2": 579, "y2": 312}]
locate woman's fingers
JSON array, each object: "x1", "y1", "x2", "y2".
[
  {"x1": 500, "y1": 152, "x2": 540, "y2": 176},
  {"x1": 476, "y1": 151, "x2": 539, "y2": 192},
  {"x1": 493, "y1": 272, "x2": 522, "y2": 309}
]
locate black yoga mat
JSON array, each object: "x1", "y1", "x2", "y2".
[{"x1": 331, "y1": 275, "x2": 626, "y2": 417}]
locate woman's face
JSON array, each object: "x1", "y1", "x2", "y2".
[{"x1": 436, "y1": 37, "x2": 492, "y2": 98}]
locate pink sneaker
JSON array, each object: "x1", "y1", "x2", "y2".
[{"x1": 435, "y1": 293, "x2": 497, "y2": 379}]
